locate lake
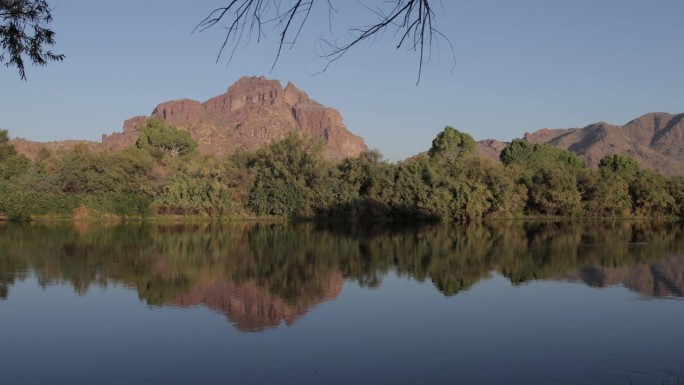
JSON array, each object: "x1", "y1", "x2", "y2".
[{"x1": 1, "y1": 221, "x2": 683, "y2": 385}]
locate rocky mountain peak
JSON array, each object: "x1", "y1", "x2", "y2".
[
  {"x1": 222, "y1": 76, "x2": 284, "y2": 110},
  {"x1": 101, "y1": 76, "x2": 368, "y2": 159}
]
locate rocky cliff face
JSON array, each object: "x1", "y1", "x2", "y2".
[
  {"x1": 521, "y1": 112, "x2": 684, "y2": 175},
  {"x1": 101, "y1": 76, "x2": 368, "y2": 160}
]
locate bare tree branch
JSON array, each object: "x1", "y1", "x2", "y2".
[
  {"x1": 194, "y1": 0, "x2": 453, "y2": 83},
  {"x1": 195, "y1": 0, "x2": 314, "y2": 70}
]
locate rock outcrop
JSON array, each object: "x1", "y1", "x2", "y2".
[
  {"x1": 521, "y1": 112, "x2": 684, "y2": 175},
  {"x1": 476, "y1": 139, "x2": 507, "y2": 162},
  {"x1": 102, "y1": 76, "x2": 368, "y2": 160}
]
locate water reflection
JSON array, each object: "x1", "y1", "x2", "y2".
[
  {"x1": 566, "y1": 255, "x2": 684, "y2": 297},
  {"x1": 1, "y1": 220, "x2": 683, "y2": 331}
]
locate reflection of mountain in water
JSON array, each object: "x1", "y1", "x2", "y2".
[
  {"x1": 2, "y1": 221, "x2": 684, "y2": 331},
  {"x1": 167, "y1": 273, "x2": 344, "y2": 332},
  {"x1": 566, "y1": 255, "x2": 684, "y2": 297}
]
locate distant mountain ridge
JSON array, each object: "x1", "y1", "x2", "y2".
[
  {"x1": 475, "y1": 112, "x2": 684, "y2": 175},
  {"x1": 519, "y1": 112, "x2": 684, "y2": 175},
  {"x1": 7, "y1": 79, "x2": 683, "y2": 174}
]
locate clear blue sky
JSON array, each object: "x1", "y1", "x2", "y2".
[{"x1": 2, "y1": 0, "x2": 683, "y2": 161}]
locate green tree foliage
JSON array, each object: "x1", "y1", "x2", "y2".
[
  {"x1": 582, "y1": 172, "x2": 632, "y2": 217},
  {"x1": 500, "y1": 139, "x2": 586, "y2": 171},
  {"x1": 389, "y1": 137, "x2": 521, "y2": 221},
  {"x1": 427, "y1": 126, "x2": 476, "y2": 164},
  {"x1": 0, "y1": 177, "x2": 78, "y2": 219},
  {"x1": 629, "y1": 171, "x2": 676, "y2": 217},
  {"x1": 419, "y1": 159, "x2": 492, "y2": 222},
  {"x1": 667, "y1": 177, "x2": 684, "y2": 217},
  {"x1": 57, "y1": 144, "x2": 152, "y2": 196},
  {"x1": 154, "y1": 155, "x2": 237, "y2": 217},
  {"x1": 0, "y1": 0, "x2": 64, "y2": 80},
  {"x1": 337, "y1": 149, "x2": 396, "y2": 219},
  {"x1": 598, "y1": 154, "x2": 640, "y2": 175},
  {"x1": 390, "y1": 156, "x2": 435, "y2": 219},
  {"x1": 1, "y1": 143, "x2": 154, "y2": 219},
  {"x1": 248, "y1": 133, "x2": 333, "y2": 217},
  {"x1": 0, "y1": 131, "x2": 33, "y2": 218},
  {"x1": 1, "y1": 124, "x2": 683, "y2": 221},
  {"x1": 478, "y1": 160, "x2": 527, "y2": 218},
  {"x1": 578, "y1": 154, "x2": 643, "y2": 218},
  {"x1": 0, "y1": 129, "x2": 29, "y2": 180},
  {"x1": 389, "y1": 135, "x2": 523, "y2": 222},
  {"x1": 527, "y1": 166, "x2": 582, "y2": 216},
  {"x1": 135, "y1": 119, "x2": 197, "y2": 160},
  {"x1": 499, "y1": 139, "x2": 588, "y2": 217},
  {"x1": 424, "y1": 176, "x2": 489, "y2": 221},
  {"x1": 338, "y1": 149, "x2": 385, "y2": 197},
  {"x1": 0, "y1": 129, "x2": 16, "y2": 159},
  {"x1": 83, "y1": 149, "x2": 154, "y2": 217}
]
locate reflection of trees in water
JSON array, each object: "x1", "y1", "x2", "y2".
[{"x1": 1, "y1": 221, "x2": 684, "y2": 316}]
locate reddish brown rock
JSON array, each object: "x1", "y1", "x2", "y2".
[
  {"x1": 102, "y1": 76, "x2": 368, "y2": 159},
  {"x1": 523, "y1": 112, "x2": 684, "y2": 175},
  {"x1": 476, "y1": 139, "x2": 507, "y2": 162},
  {"x1": 101, "y1": 116, "x2": 148, "y2": 152},
  {"x1": 464, "y1": 113, "x2": 684, "y2": 175},
  {"x1": 166, "y1": 272, "x2": 344, "y2": 332}
]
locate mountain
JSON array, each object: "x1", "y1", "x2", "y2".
[
  {"x1": 476, "y1": 139, "x2": 508, "y2": 162},
  {"x1": 520, "y1": 112, "x2": 684, "y2": 175},
  {"x1": 101, "y1": 76, "x2": 368, "y2": 160},
  {"x1": 9, "y1": 82, "x2": 683, "y2": 174},
  {"x1": 10, "y1": 76, "x2": 367, "y2": 160}
]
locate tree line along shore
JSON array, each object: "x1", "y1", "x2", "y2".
[{"x1": 1, "y1": 120, "x2": 683, "y2": 221}]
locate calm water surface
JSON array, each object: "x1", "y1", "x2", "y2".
[{"x1": 1, "y1": 221, "x2": 683, "y2": 385}]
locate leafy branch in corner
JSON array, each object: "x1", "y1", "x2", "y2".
[{"x1": 0, "y1": 0, "x2": 64, "y2": 80}]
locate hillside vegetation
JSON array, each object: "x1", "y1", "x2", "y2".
[{"x1": 1, "y1": 123, "x2": 683, "y2": 221}]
